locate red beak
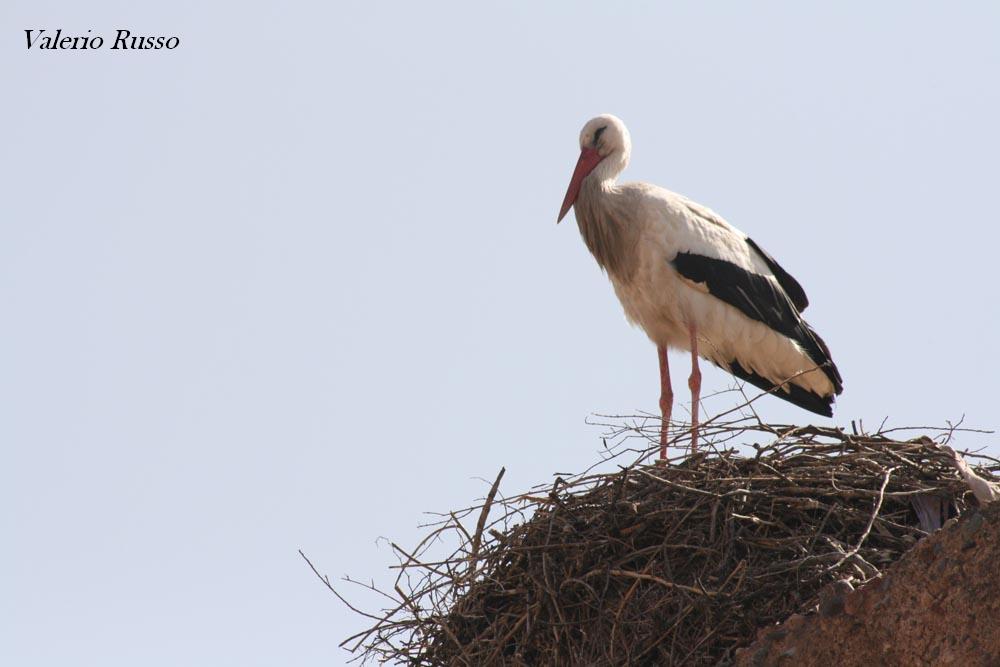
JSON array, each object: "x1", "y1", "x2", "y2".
[{"x1": 557, "y1": 147, "x2": 604, "y2": 223}]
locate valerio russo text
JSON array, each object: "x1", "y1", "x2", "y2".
[{"x1": 25, "y1": 29, "x2": 180, "y2": 50}]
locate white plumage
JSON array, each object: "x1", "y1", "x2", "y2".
[
  {"x1": 558, "y1": 114, "x2": 842, "y2": 459},
  {"x1": 610, "y1": 191, "x2": 835, "y2": 398}
]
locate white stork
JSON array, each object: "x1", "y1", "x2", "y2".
[{"x1": 557, "y1": 114, "x2": 842, "y2": 459}]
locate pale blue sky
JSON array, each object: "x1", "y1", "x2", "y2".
[{"x1": 3, "y1": 2, "x2": 999, "y2": 665}]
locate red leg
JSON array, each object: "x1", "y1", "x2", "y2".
[
  {"x1": 658, "y1": 345, "x2": 673, "y2": 461},
  {"x1": 688, "y1": 325, "x2": 702, "y2": 453}
]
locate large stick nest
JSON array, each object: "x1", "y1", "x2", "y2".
[{"x1": 318, "y1": 413, "x2": 999, "y2": 666}]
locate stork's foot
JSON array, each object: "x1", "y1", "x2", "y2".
[{"x1": 657, "y1": 423, "x2": 669, "y2": 465}]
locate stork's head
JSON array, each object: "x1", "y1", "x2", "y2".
[{"x1": 557, "y1": 114, "x2": 631, "y2": 222}]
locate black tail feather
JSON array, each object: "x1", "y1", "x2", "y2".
[{"x1": 723, "y1": 358, "x2": 835, "y2": 417}]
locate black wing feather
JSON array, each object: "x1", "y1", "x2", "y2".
[
  {"x1": 671, "y1": 251, "x2": 843, "y2": 413},
  {"x1": 745, "y1": 237, "x2": 809, "y2": 312}
]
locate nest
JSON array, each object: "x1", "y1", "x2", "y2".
[{"x1": 317, "y1": 412, "x2": 999, "y2": 666}]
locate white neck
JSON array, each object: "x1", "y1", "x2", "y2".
[{"x1": 592, "y1": 146, "x2": 629, "y2": 184}]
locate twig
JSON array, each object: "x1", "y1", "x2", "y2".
[{"x1": 829, "y1": 467, "x2": 897, "y2": 571}]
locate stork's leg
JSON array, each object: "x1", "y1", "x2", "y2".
[
  {"x1": 657, "y1": 345, "x2": 673, "y2": 461},
  {"x1": 688, "y1": 325, "x2": 702, "y2": 453}
]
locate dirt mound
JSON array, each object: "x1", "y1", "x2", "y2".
[{"x1": 735, "y1": 503, "x2": 1000, "y2": 666}]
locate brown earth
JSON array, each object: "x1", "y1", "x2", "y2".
[{"x1": 736, "y1": 503, "x2": 1000, "y2": 666}]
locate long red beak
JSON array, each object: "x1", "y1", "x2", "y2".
[{"x1": 557, "y1": 147, "x2": 604, "y2": 223}]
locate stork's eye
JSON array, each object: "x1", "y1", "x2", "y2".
[{"x1": 594, "y1": 126, "x2": 607, "y2": 144}]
